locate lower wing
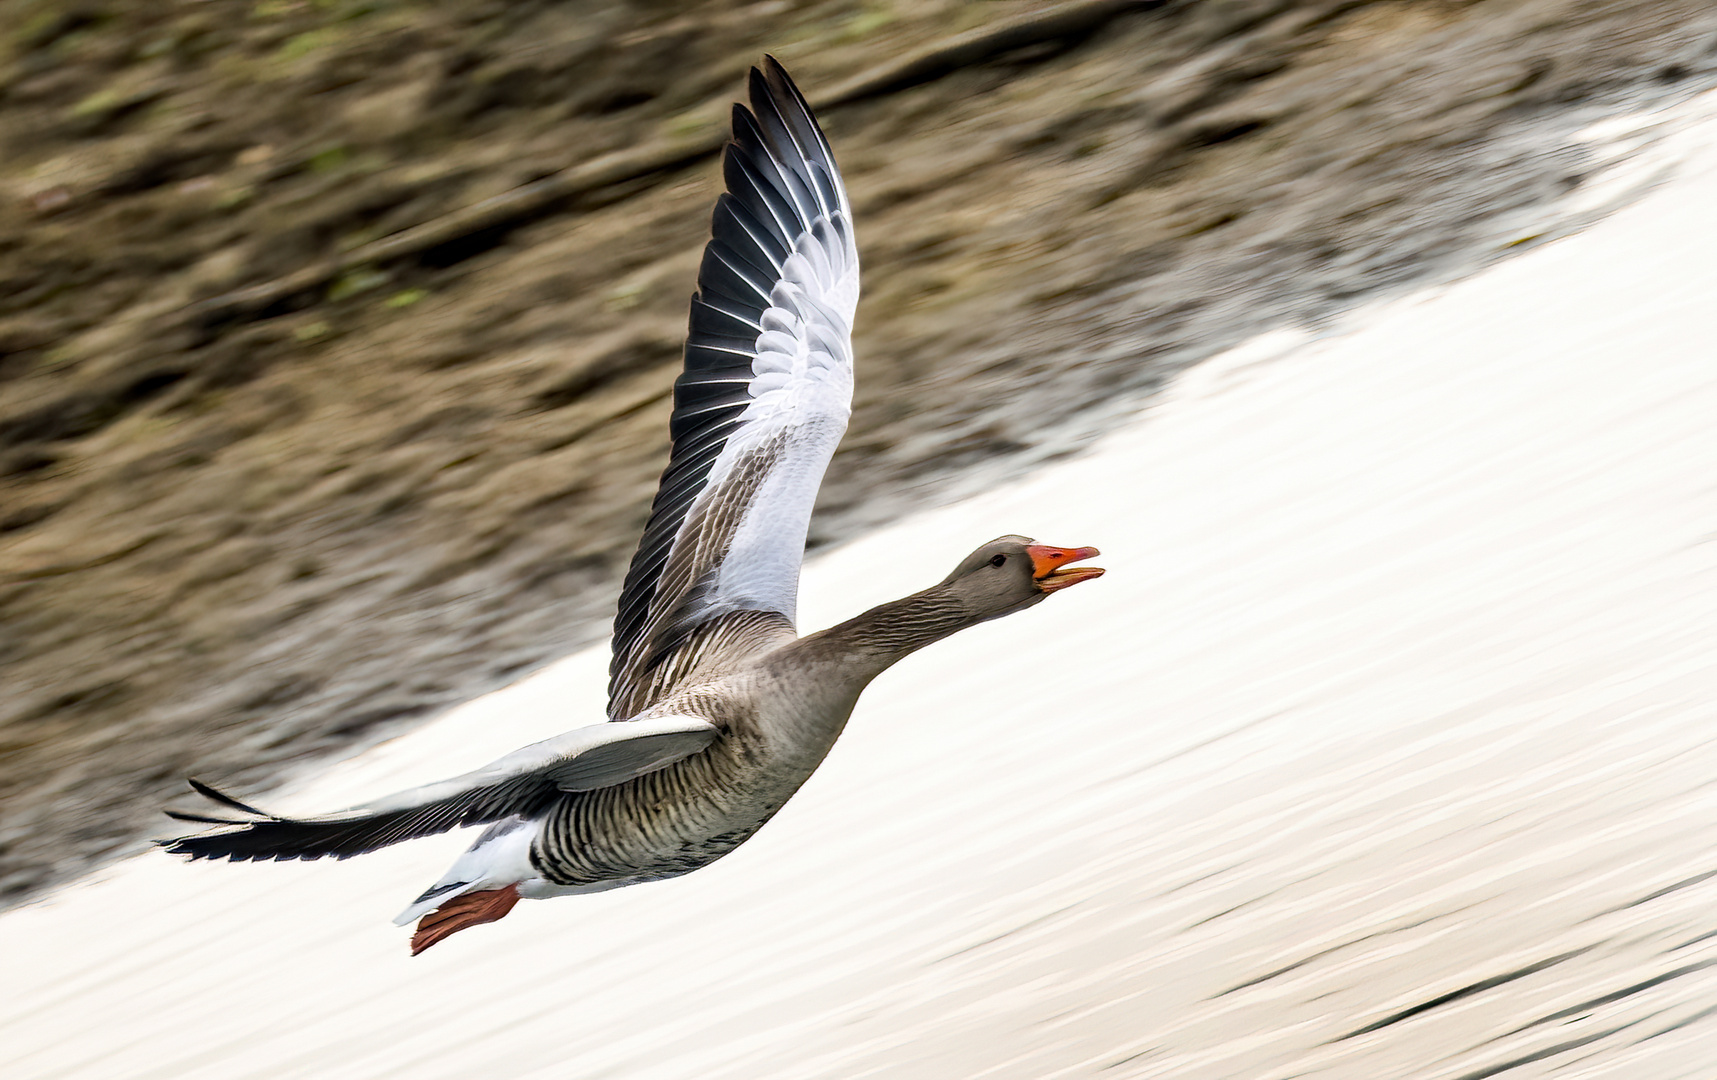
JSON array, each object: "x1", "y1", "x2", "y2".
[{"x1": 161, "y1": 714, "x2": 718, "y2": 861}]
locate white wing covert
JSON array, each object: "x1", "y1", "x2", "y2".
[{"x1": 608, "y1": 57, "x2": 859, "y2": 717}]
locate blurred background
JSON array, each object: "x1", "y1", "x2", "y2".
[{"x1": 3, "y1": 5, "x2": 1717, "y2": 1067}]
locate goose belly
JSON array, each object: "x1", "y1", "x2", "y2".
[{"x1": 529, "y1": 736, "x2": 821, "y2": 888}]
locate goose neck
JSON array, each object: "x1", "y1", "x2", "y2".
[{"x1": 797, "y1": 585, "x2": 974, "y2": 685}]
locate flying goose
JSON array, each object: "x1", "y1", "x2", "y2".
[{"x1": 164, "y1": 58, "x2": 1104, "y2": 955}]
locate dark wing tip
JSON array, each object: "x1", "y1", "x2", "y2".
[
  {"x1": 760, "y1": 55, "x2": 806, "y2": 109},
  {"x1": 158, "y1": 834, "x2": 217, "y2": 860},
  {"x1": 759, "y1": 55, "x2": 812, "y2": 117},
  {"x1": 164, "y1": 809, "x2": 249, "y2": 825},
  {"x1": 187, "y1": 777, "x2": 270, "y2": 818},
  {"x1": 159, "y1": 819, "x2": 332, "y2": 863},
  {"x1": 160, "y1": 777, "x2": 276, "y2": 856}
]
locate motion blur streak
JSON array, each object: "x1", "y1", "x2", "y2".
[{"x1": 4, "y1": 90, "x2": 1717, "y2": 1080}]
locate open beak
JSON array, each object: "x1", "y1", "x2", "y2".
[{"x1": 1026, "y1": 545, "x2": 1105, "y2": 593}]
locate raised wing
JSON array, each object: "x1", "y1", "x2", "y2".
[
  {"x1": 609, "y1": 57, "x2": 859, "y2": 718},
  {"x1": 161, "y1": 714, "x2": 718, "y2": 861}
]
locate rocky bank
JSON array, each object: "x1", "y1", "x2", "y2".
[{"x1": 2, "y1": 0, "x2": 1715, "y2": 905}]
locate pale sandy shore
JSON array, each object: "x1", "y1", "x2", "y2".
[{"x1": 5, "y1": 91, "x2": 1717, "y2": 1080}]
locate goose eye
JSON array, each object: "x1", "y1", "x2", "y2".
[{"x1": 989, "y1": 554, "x2": 1006, "y2": 567}]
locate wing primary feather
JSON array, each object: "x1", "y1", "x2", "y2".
[
  {"x1": 729, "y1": 118, "x2": 815, "y2": 235},
  {"x1": 667, "y1": 390, "x2": 746, "y2": 426},
  {"x1": 721, "y1": 170, "x2": 796, "y2": 259},
  {"x1": 746, "y1": 68, "x2": 823, "y2": 224},
  {"x1": 726, "y1": 122, "x2": 808, "y2": 237},
  {"x1": 697, "y1": 247, "x2": 773, "y2": 307},
  {"x1": 679, "y1": 359, "x2": 754, "y2": 380},
  {"x1": 667, "y1": 403, "x2": 745, "y2": 443},
  {"x1": 709, "y1": 219, "x2": 782, "y2": 287},
  {"x1": 763, "y1": 56, "x2": 844, "y2": 215},
  {"x1": 187, "y1": 778, "x2": 270, "y2": 817},
  {"x1": 709, "y1": 244, "x2": 776, "y2": 296},
  {"x1": 691, "y1": 295, "x2": 764, "y2": 334},
  {"x1": 713, "y1": 185, "x2": 791, "y2": 270},
  {"x1": 163, "y1": 810, "x2": 249, "y2": 825}
]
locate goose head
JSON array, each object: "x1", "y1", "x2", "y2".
[{"x1": 938, "y1": 534, "x2": 1105, "y2": 621}]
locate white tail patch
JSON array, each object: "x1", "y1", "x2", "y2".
[{"x1": 392, "y1": 816, "x2": 538, "y2": 926}]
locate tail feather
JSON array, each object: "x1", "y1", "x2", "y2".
[{"x1": 392, "y1": 815, "x2": 537, "y2": 930}]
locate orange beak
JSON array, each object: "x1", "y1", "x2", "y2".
[{"x1": 1025, "y1": 545, "x2": 1105, "y2": 592}]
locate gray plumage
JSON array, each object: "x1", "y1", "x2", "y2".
[{"x1": 161, "y1": 59, "x2": 1104, "y2": 952}]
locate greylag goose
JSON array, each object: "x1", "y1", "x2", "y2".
[{"x1": 164, "y1": 58, "x2": 1104, "y2": 955}]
